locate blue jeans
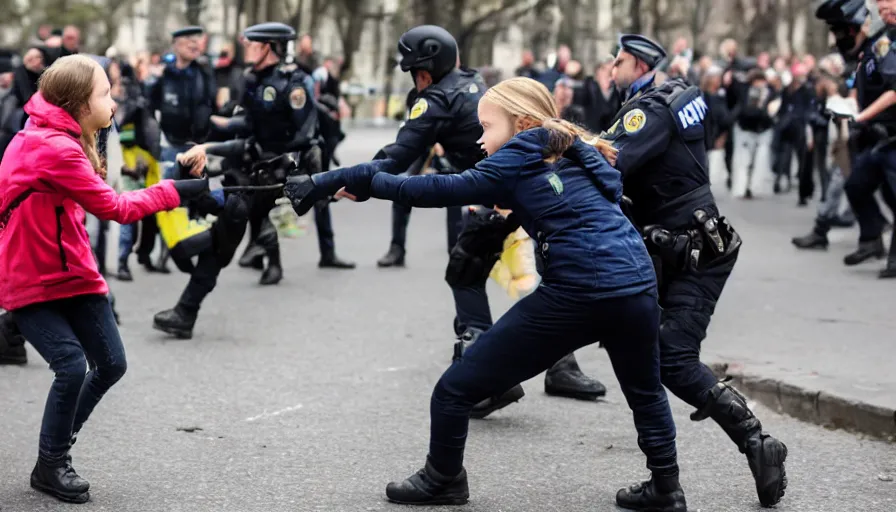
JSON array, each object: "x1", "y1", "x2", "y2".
[
  {"x1": 430, "y1": 288, "x2": 677, "y2": 477},
  {"x1": 118, "y1": 223, "x2": 137, "y2": 263},
  {"x1": 13, "y1": 295, "x2": 127, "y2": 464}
]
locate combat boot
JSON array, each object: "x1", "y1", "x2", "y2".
[
  {"x1": 116, "y1": 258, "x2": 133, "y2": 281},
  {"x1": 843, "y1": 237, "x2": 885, "y2": 266},
  {"x1": 319, "y1": 251, "x2": 356, "y2": 269},
  {"x1": 260, "y1": 248, "x2": 283, "y2": 285},
  {"x1": 377, "y1": 243, "x2": 406, "y2": 267},
  {"x1": 880, "y1": 231, "x2": 896, "y2": 279},
  {"x1": 616, "y1": 474, "x2": 687, "y2": 512},
  {"x1": 385, "y1": 458, "x2": 469, "y2": 505},
  {"x1": 152, "y1": 306, "x2": 196, "y2": 339},
  {"x1": 791, "y1": 230, "x2": 828, "y2": 250},
  {"x1": 690, "y1": 380, "x2": 787, "y2": 507},
  {"x1": 239, "y1": 243, "x2": 265, "y2": 270},
  {"x1": 30, "y1": 456, "x2": 90, "y2": 504},
  {"x1": 452, "y1": 328, "x2": 525, "y2": 419},
  {"x1": 0, "y1": 313, "x2": 27, "y2": 365},
  {"x1": 544, "y1": 353, "x2": 607, "y2": 400}
]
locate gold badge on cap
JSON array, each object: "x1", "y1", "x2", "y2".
[{"x1": 289, "y1": 88, "x2": 307, "y2": 110}]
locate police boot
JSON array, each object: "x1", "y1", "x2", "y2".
[
  {"x1": 0, "y1": 316, "x2": 27, "y2": 365},
  {"x1": 319, "y1": 251, "x2": 356, "y2": 269},
  {"x1": 30, "y1": 456, "x2": 90, "y2": 504},
  {"x1": 453, "y1": 328, "x2": 526, "y2": 419},
  {"x1": 154, "y1": 246, "x2": 172, "y2": 274},
  {"x1": 879, "y1": 230, "x2": 896, "y2": 279},
  {"x1": 377, "y1": 243, "x2": 406, "y2": 267},
  {"x1": 239, "y1": 243, "x2": 265, "y2": 270},
  {"x1": 116, "y1": 259, "x2": 133, "y2": 281},
  {"x1": 791, "y1": 230, "x2": 828, "y2": 250},
  {"x1": 385, "y1": 457, "x2": 469, "y2": 505},
  {"x1": 690, "y1": 381, "x2": 788, "y2": 507},
  {"x1": 260, "y1": 249, "x2": 283, "y2": 286},
  {"x1": 544, "y1": 352, "x2": 607, "y2": 400},
  {"x1": 152, "y1": 306, "x2": 196, "y2": 340},
  {"x1": 844, "y1": 237, "x2": 886, "y2": 266},
  {"x1": 616, "y1": 474, "x2": 687, "y2": 512},
  {"x1": 137, "y1": 253, "x2": 167, "y2": 274}
]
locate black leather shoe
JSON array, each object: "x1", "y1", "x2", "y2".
[
  {"x1": 616, "y1": 475, "x2": 687, "y2": 512},
  {"x1": 260, "y1": 264, "x2": 283, "y2": 285},
  {"x1": 791, "y1": 231, "x2": 828, "y2": 250},
  {"x1": 137, "y1": 254, "x2": 168, "y2": 274},
  {"x1": 385, "y1": 459, "x2": 469, "y2": 505},
  {"x1": 377, "y1": 244, "x2": 406, "y2": 267},
  {"x1": 319, "y1": 255, "x2": 356, "y2": 269},
  {"x1": 544, "y1": 353, "x2": 607, "y2": 400},
  {"x1": 0, "y1": 342, "x2": 27, "y2": 365},
  {"x1": 843, "y1": 238, "x2": 885, "y2": 266},
  {"x1": 116, "y1": 265, "x2": 133, "y2": 282},
  {"x1": 30, "y1": 457, "x2": 90, "y2": 504},
  {"x1": 239, "y1": 244, "x2": 265, "y2": 270},
  {"x1": 152, "y1": 307, "x2": 196, "y2": 339},
  {"x1": 470, "y1": 385, "x2": 526, "y2": 419},
  {"x1": 879, "y1": 259, "x2": 896, "y2": 279}
]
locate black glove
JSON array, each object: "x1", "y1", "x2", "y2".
[
  {"x1": 444, "y1": 208, "x2": 520, "y2": 287},
  {"x1": 284, "y1": 174, "x2": 321, "y2": 216},
  {"x1": 173, "y1": 178, "x2": 210, "y2": 203}
]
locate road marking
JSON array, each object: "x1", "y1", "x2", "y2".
[{"x1": 245, "y1": 403, "x2": 303, "y2": 422}]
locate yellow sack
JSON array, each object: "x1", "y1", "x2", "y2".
[{"x1": 489, "y1": 227, "x2": 540, "y2": 299}]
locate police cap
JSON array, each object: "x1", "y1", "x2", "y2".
[
  {"x1": 397, "y1": 25, "x2": 458, "y2": 81},
  {"x1": 172, "y1": 26, "x2": 204, "y2": 40},
  {"x1": 242, "y1": 22, "x2": 296, "y2": 43},
  {"x1": 815, "y1": 0, "x2": 868, "y2": 25},
  {"x1": 617, "y1": 34, "x2": 667, "y2": 70}
]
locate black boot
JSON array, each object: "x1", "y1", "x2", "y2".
[
  {"x1": 239, "y1": 243, "x2": 265, "y2": 270},
  {"x1": 690, "y1": 380, "x2": 787, "y2": 507},
  {"x1": 152, "y1": 306, "x2": 196, "y2": 339},
  {"x1": 30, "y1": 457, "x2": 90, "y2": 504},
  {"x1": 791, "y1": 230, "x2": 828, "y2": 250},
  {"x1": 452, "y1": 328, "x2": 525, "y2": 419},
  {"x1": 116, "y1": 260, "x2": 133, "y2": 282},
  {"x1": 319, "y1": 252, "x2": 356, "y2": 269},
  {"x1": 880, "y1": 231, "x2": 896, "y2": 278},
  {"x1": 0, "y1": 314, "x2": 27, "y2": 365},
  {"x1": 843, "y1": 238, "x2": 886, "y2": 266},
  {"x1": 544, "y1": 352, "x2": 607, "y2": 400},
  {"x1": 385, "y1": 458, "x2": 469, "y2": 505},
  {"x1": 153, "y1": 247, "x2": 171, "y2": 274},
  {"x1": 260, "y1": 248, "x2": 283, "y2": 285},
  {"x1": 616, "y1": 474, "x2": 687, "y2": 512},
  {"x1": 377, "y1": 243, "x2": 406, "y2": 268}
]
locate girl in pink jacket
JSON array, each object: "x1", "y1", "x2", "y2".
[{"x1": 0, "y1": 55, "x2": 207, "y2": 504}]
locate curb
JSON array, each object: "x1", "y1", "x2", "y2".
[{"x1": 709, "y1": 362, "x2": 896, "y2": 442}]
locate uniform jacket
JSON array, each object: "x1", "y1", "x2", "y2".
[
  {"x1": 0, "y1": 92, "x2": 181, "y2": 310},
  {"x1": 367, "y1": 128, "x2": 657, "y2": 298}
]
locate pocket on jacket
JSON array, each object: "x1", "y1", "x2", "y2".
[{"x1": 39, "y1": 271, "x2": 79, "y2": 287}]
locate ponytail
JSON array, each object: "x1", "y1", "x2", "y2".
[
  {"x1": 81, "y1": 131, "x2": 107, "y2": 180},
  {"x1": 541, "y1": 117, "x2": 618, "y2": 165}
]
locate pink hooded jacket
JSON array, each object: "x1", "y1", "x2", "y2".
[{"x1": 0, "y1": 92, "x2": 181, "y2": 310}]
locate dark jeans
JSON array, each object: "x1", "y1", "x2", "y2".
[
  {"x1": 429, "y1": 288, "x2": 677, "y2": 477},
  {"x1": 135, "y1": 214, "x2": 159, "y2": 262},
  {"x1": 13, "y1": 295, "x2": 127, "y2": 464},
  {"x1": 658, "y1": 249, "x2": 739, "y2": 410},
  {"x1": 844, "y1": 147, "x2": 896, "y2": 241},
  {"x1": 391, "y1": 202, "x2": 462, "y2": 253},
  {"x1": 177, "y1": 247, "x2": 222, "y2": 316}
]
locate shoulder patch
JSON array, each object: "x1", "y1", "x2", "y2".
[
  {"x1": 409, "y1": 98, "x2": 429, "y2": 120},
  {"x1": 874, "y1": 35, "x2": 891, "y2": 59},
  {"x1": 469, "y1": 83, "x2": 479, "y2": 94},
  {"x1": 547, "y1": 173, "x2": 563, "y2": 195},
  {"x1": 623, "y1": 109, "x2": 646, "y2": 134},
  {"x1": 289, "y1": 88, "x2": 307, "y2": 110},
  {"x1": 263, "y1": 86, "x2": 277, "y2": 102}
]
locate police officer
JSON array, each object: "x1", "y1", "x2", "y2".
[
  {"x1": 146, "y1": 26, "x2": 216, "y2": 272},
  {"x1": 603, "y1": 35, "x2": 788, "y2": 508},
  {"x1": 812, "y1": 0, "x2": 896, "y2": 278},
  {"x1": 152, "y1": 22, "x2": 320, "y2": 338},
  {"x1": 354, "y1": 25, "x2": 605, "y2": 414}
]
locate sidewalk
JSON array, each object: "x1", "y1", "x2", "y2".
[{"x1": 703, "y1": 182, "x2": 895, "y2": 440}]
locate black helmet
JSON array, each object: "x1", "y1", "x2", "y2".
[
  {"x1": 815, "y1": 0, "x2": 868, "y2": 26},
  {"x1": 397, "y1": 25, "x2": 457, "y2": 82},
  {"x1": 243, "y1": 22, "x2": 296, "y2": 57}
]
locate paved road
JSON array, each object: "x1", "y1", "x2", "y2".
[{"x1": 1, "y1": 128, "x2": 895, "y2": 512}]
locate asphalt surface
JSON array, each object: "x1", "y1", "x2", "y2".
[{"x1": 2, "y1": 127, "x2": 895, "y2": 512}]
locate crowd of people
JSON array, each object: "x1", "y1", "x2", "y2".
[{"x1": 1, "y1": 0, "x2": 894, "y2": 509}]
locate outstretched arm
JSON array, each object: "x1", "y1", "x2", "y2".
[{"x1": 368, "y1": 157, "x2": 508, "y2": 208}]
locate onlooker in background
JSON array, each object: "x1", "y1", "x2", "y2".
[
  {"x1": 575, "y1": 58, "x2": 620, "y2": 134},
  {"x1": 731, "y1": 69, "x2": 777, "y2": 198},
  {"x1": 538, "y1": 44, "x2": 570, "y2": 92},
  {"x1": 553, "y1": 76, "x2": 585, "y2": 126},
  {"x1": 773, "y1": 62, "x2": 814, "y2": 198},
  {"x1": 296, "y1": 34, "x2": 320, "y2": 75},
  {"x1": 515, "y1": 50, "x2": 538, "y2": 79}
]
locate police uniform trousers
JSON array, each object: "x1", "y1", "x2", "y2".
[
  {"x1": 449, "y1": 207, "x2": 497, "y2": 335},
  {"x1": 657, "y1": 247, "x2": 739, "y2": 409},
  {"x1": 391, "y1": 202, "x2": 462, "y2": 256},
  {"x1": 843, "y1": 146, "x2": 896, "y2": 242},
  {"x1": 429, "y1": 285, "x2": 677, "y2": 478}
]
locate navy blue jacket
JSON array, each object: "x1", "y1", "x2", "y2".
[{"x1": 366, "y1": 128, "x2": 656, "y2": 298}]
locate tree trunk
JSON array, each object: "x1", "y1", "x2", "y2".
[
  {"x1": 186, "y1": 0, "x2": 202, "y2": 25},
  {"x1": 629, "y1": 0, "x2": 642, "y2": 33}
]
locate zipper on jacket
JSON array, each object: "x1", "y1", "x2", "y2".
[{"x1": 54, "y1": 206, "x2": 69, "y2": 272}]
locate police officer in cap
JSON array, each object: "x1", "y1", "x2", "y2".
[
  {"x1": 346, "y1": 25, "x2": 607, "y2": 415},
  {"x1": 152, "y1": 22, "x2": 320, "y2": 338},
  {"x1": 603, "y1": 34, "x2": 787, "y2": 509},
  {"x1": 802, "y1": 0, "x2": 896, "y2": 278},
  {"x1": 146, "y1": 26, "x2": 216, "y2": 272}
]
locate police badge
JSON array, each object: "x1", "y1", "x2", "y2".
[
  {"x1": 289, "y1": 88, "x2": 307, "y2": 110},
  {"x1": 875, "y1": 35, "x2": 891, "y2": 59}
]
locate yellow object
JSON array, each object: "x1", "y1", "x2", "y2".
[
  {"x1": 489, "y1": 227, "x2": 540, "y2": 299},
  {"x1": 409, "y1": 98, "x2": 429, "y2": 120}
]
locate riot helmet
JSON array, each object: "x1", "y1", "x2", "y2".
[
  {"x1": 815, "y1": 0, "x2": 869, "y2": 55},
  {"x1": 397, "y1": 25, "x2": 458, "y2": 83}
]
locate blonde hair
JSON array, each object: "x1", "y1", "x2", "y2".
[
  {"x1": 482, "y1": 77, "x2": 616, "y2": 162},
  {"x1": 38, "y1": 55, "x2": 106, "y2": 179}
]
